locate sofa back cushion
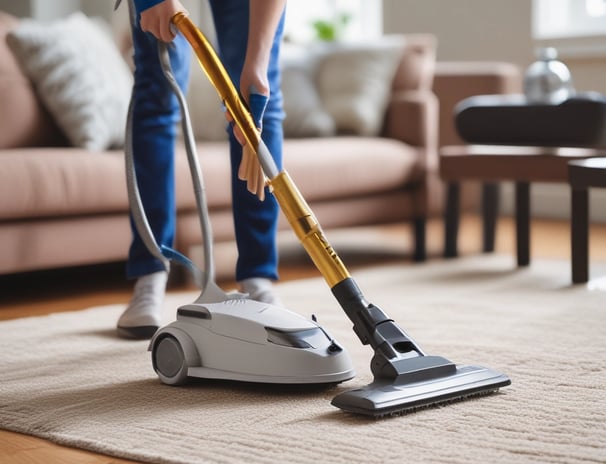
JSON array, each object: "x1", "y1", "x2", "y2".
[{"x1": 0, "y1": 11, "x2": 64, "y2": 149}]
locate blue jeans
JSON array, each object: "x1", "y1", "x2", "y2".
[{"x1": 127, "y1": 0, "x2": 285, "y2": 282}]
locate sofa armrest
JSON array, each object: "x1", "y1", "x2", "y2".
[
  {"x1": 384, "y1": 89, "x2": 439, "y2": 170},
  {"x1": 433, "y1": 61, "x2": 522, "y2": 147}
]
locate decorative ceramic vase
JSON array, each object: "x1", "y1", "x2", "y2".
[{"x1": 524, "y1": 47, "x2": 575, "y2": 104}]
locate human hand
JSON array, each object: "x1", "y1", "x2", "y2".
[
  {"x1": 237, "y1": 89, "x2": 269, "y2": 201},
  {"x1": 229, "y1": 64, "x2": 270, "y2": 201},
  {"x1": 140, "y1": 0, "x2": 188, "y2": 42}
]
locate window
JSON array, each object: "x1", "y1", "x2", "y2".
[
  {"x1": 533, "y1": 0, "x2": 606, "y2": 57},
  {"x1": 533, "y1": 0, "x2": 606, "y2": 39},
  {"x1": 284, "y1": 0, "x2": 382, "y2": 43}
]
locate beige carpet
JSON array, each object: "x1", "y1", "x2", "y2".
[{"x1": 1, "y1": 255, "x2": 605, "y2": 464}]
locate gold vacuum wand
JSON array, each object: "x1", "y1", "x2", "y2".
[
  {"x1": 171, "y1": 12, "x2": 351, "y2": 287},
  {"x1": 171, "y1": 12, "x2": 260, "y2": 151}
]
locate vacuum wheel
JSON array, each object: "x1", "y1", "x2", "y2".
[{"x1": 153, "y1": 335, "x2": 189, "y2": 385}]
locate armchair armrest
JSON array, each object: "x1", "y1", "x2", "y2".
[{"x1": 383, "y1": 89, "x2": 439, "y2": 171}]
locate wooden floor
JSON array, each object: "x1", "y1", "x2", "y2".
[{"x1": 2, "y1": 214, "x2": 606, "y2": 464}]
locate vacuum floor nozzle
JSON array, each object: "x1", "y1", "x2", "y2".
[{"x1": 331, "y1": 364, "x2": 511, "y2": 417}]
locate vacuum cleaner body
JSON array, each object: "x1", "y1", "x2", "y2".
[{"x1": 149, "y1": 297, "x2": 355, "y2": 385}]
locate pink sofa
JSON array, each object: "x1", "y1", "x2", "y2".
[{"x1": 0, "y1": 11, "x2": 520, "y2": 277}]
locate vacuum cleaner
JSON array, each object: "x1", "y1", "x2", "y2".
[
  {"x1": 125, "y1": 37, "x2": 355, "y2": 384},
  {"x1": 128, "y1": 12, "x2": 511, "y2": 417}
]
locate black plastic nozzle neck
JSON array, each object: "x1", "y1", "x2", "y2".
[{"x1": 331, "y1": 278, "x2": 456, "y2": 381}]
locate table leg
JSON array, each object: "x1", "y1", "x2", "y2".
[
  {"x1": 412, "y1": 216, "x2": 426, "y2": 262},
  {"x1": 482, "y1": 182, "x2": 499, "y2": 253},
  {"x1": 571, "y1": 187, "x2": 589, "y2": 284},
  {"x1": 515, "y1": 181, "x2": 530, "y2": 266},
  {"x1": 444, "y1": 182, "x2": 460, "y2": 258}
]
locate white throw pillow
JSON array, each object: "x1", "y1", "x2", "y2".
[
  {"x1": 279, "y1": 43, "x2": 336, "y2": 138},
  {"x1": 281, "y1": 64, "x2": 336, "y2": 138},
  {"x1": 189, "y1": 41, "x2": 339, "y2": 141},
  {"x1": 7, "y1": 12, "x2": 133, "y2": 151},
  {"x1": 316, "y1": 37, "x2": 405, "y2": 136}
]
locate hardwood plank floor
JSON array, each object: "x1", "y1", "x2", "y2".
[{"x1": 2, "y1": 214, "x2": 606, "y2": 464}]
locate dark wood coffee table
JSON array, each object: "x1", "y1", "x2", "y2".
[{"x1": 440, "y1": 145, "x2": 604, "y2": 267}]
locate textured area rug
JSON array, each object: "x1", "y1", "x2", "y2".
[{"x1": 1, "y1": 255, "x2": 606, "y2": 464}]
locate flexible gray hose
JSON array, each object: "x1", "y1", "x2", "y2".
[
  {"x1": 124, "y1": 83, "x2": 171, "y2": 274},
  {"x1": 123, "y1": 30, "x2": 213, "y2": 291},
  {"x1": 157, "y1": 41, "x2": 215, "y2": 289}
]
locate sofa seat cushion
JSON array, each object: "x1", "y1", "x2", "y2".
[
  {"x1": 179, "y1": 137, "x2": 421, "y2": 209},
  {"x1": 0, "y1": 145, "x2": 223, "y2": 221},
  {"x1": 278, "y1": 137, "x2": 421, "y2": 201},
  {"x1": 0, "y1": 138, "x2": 418, "y2": 221},
  {"x1": 0, "y1": 148, "x2": 128, "y2": 220}
]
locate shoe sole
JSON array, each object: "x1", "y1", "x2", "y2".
[{"x1": 117, "y1": 325, "x2": 159, "y2": 340}]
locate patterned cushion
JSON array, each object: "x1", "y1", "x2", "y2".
[{"x1": 7, "y1": 12, "x2": 132, "y2": 151}]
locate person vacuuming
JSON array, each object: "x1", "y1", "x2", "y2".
[
  {"x1": 118, "y1": 0, "x2": 510, "y2": 416},
  {"x1": 117, "y1": 0, "x2": 287, "y2": 339}
]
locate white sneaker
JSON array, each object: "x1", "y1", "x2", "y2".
[
  {"x1": 117, "y1": 271, "x2": 168, "y2": 339},
  {"x1": 238, "y1": 277, "x2": 283, "y2": 306}
]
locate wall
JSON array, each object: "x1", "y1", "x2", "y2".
[
  {"x1": 383, "y1": 0, "x2": 606, "y2": 94},
  {"x1": 385, "y1": 0, "x2": 533, "y2": 64},
  {"x1": 0, "y1": 0, "x2": 215, "y2": 40}
]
